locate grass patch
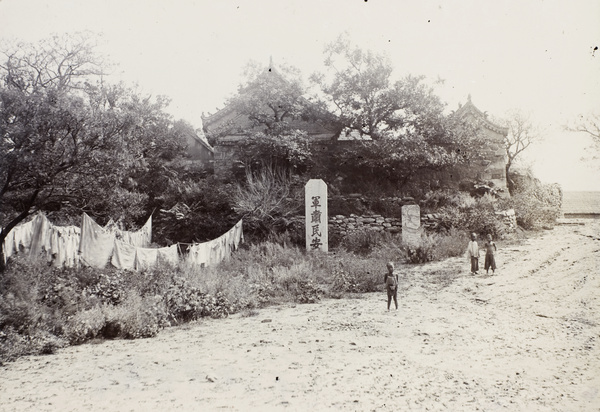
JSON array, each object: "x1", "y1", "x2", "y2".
[{"x1": 0, "y1": 227, "x2": 479, "y2": 363}]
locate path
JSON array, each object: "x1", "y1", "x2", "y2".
[{"x1": 0, "y1": 220, "x2": 598, "y2": 411}]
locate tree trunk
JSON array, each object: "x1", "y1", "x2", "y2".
[{"x1": 505, "y1": 162, "x2": 516, "y2": 196}]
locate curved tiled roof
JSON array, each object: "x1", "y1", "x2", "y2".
[{"x1": 454, "y1": 96, "x2": 509, "y2": 136}]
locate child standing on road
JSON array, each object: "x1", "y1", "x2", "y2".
[
  {"x1": 484, "y1": 234, "x2": 497, "y2": 274},
  {"x1": 384, "y1": 261, "x2": 399, "y2": 311},
  {"x1": 467, "y1": 233, "x2": 480, "y2": 275}
]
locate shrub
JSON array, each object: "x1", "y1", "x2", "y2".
[
  {"x1": 101, "y1": 294, "x2": 168, "y2": 339},
  {"x1": 164, "y1": 278, "x2": 232, "y2": 324},
  {"x1": 63, "y1": 306, "x2": 106, "y2": 344},
  {"x1": 232, "y1": 167, "x2": 303, "y2": 238},
  {"x1": 340, "y1": 230, "x2": 391, "y2": 256},
  {"x1": 327, "y1": 254, "x2": 384, "y2": 294},
  {"x1": 328, "y1": 195, "x2": 367, "y2": 216},
  {"x1": 0, "y1": 327, "x2": 67, "y2": 362},
  {"x1": 434, "y1": 228, "x2": 469, "y2": 259},
  {"x1": 435, "y1": 195, "x2": 504, "y2": 238},
  {"x1": 502, "y1": 183, "x2": 562, "y2": 229},
  {"x1": 274, "y1": 262, "x2": 324, "y2": 303},
  {"x1": 84, "y1": 272, "x2": 125, "y2": 305},
  {"x1": 0, "y1": 292, "x2": 45, "y2": 334},
  {"x1": 402, "y1": 228, "x2": 468, "y2": 264},
  {"x1": 153, "y1": 175, "x2": 236, "y2": 245},
  {"x1": 403, "y1": 235, "x2": 436, "y2": 264}
]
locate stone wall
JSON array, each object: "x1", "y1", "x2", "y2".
[
  {"x1": 420, "y1": 208, "x2": 516, "y2": 231},
  {"x1": 326, "y1": 208, "x2": 517, "y2": 239},
  {"x1": 328, "y1": 214, "x2": 402, "y2": 236}
]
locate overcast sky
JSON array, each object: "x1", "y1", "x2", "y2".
[{"x1": 1, "y1": 0, "x2": 599, "y2": 190}]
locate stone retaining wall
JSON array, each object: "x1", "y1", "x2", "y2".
[
  {"x1": 324, "y1": 208, "x2": 517, "y2": 238},
  {"x1": 328, "y1": 214, "x2": 402, "y2": 236}
]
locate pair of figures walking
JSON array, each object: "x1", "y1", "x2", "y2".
[{"x1": 467, "y1": 233, "x2": 497, "y2": 275}]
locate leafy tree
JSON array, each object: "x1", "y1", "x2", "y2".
[
  {"x1": 311, "y1": 34, "x2": 446, "y2": 141},
  {"x1": 334, "y1": 116, "x2": 481, "y2": 193},
  {"x1": 234, "y1": 130, "x2": 314, "y2": 176},
  {"x1": 208, "y1": 60, "x2": 326, "y2": 178},
  {"x1": 310, "y1": 36, "x2": 483, "y2": 193},
  {"x1": 0, "y1": 34, "x2": 188, "y2": 268},
  {"x1": 220, "y1": 60, "x2": 308, "y2": 137},
  {"x1": 0, "y1": 32, "x2": 104, "y2": 93}
]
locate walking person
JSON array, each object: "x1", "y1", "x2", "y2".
[
  {"x1": 384, "y1": 261, "x2": 399, "y2": 311},
  {"x1": 467, "y1": 233, "x2": 480, "y2": 274},
  {"x1": 484, "y1": 234, "x2": 497, "y2": 274}
]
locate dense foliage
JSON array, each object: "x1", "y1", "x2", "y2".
[{"x1": 0, "y1": 34, "x2": 193, "y2": 266}]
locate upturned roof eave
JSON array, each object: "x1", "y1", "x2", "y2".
[{"x1": 454, "y1": 99, "x2": 509, "y2": 135}]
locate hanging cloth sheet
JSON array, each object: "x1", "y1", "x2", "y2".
[
  {"x1": 79, "y1": 213, "x2": 115, "y2": 268},
  {"x1": 4, "y1": 212, "x2": 153, "y2": 269},
  {"x1": 186, "y1": 219, "x2": 244, "y2": 268},
  {"x1": 29, "y1": 213, "x2": 53, "y2": 260},
  {"x1": 157, "y1": 244, "x2": 179, "y2": 266},
  {"x1": 111, "y1": 239, "x2": 137, "y2": 270},
  {"x1": 2, "y1": 228, "x2": 15, "y2": 264},
  {"x1": 80, "y1": 214, "x2": 153, "y2": 269},
  {"x1": 3, "y1": 213, "x2": 81, "y2": 267},
  {"x1": 134, "y1": 247, "x2": 159, "y2": 270},
  {"x1": 2, "y1": 216, "x2": 35, "y2": 263},
  {"x1": 49, "y1": 225, "x2": 80, "y2": 268},
  {"x1": 114, "y1": 216, "x2": 152, "y2": 247}
]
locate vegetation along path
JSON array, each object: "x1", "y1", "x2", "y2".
[{"x1": 0, "y1": 220, "x2": 598, "y2": 411}]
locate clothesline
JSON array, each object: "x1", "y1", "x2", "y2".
[{"x1": 3, "y1": 212, "x2": 243, "y2": 270}]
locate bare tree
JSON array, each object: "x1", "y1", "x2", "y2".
[
  {"x1": 566, "y1": 112, "x2": 600, "y2": 153},
  {"x1": 502, "y1": 110, "x2": 541, "y2": 194}
]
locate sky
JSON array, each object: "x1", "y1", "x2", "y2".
[{"x1": 1, "y1": 0, "x2": 599, "y2": 190}]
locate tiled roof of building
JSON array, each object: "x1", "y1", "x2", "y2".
[{"x1": 454, "y1": 95, "x2": 509, "y2": 136}]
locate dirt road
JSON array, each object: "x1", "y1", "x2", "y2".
[{"x1": 1, "y1": 220, "x2": 598, "y2": 411}]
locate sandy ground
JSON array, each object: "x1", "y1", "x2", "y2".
[{"x1": 0, "y1": 219, "x2": 599, "y2": 411}]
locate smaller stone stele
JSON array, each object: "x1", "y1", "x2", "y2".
[{"x1": 401, "y1": 204, "x2": 422, "y2": 246}]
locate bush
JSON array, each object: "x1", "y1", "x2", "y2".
[
  {"x1": 402, "y1": 228, "x2": 468, "y2": 264},
  {"x1": 403, "y1": 235, "x2": 436, "y2": 264},
  {"x1": 164, "y1": 278, "x2": 232, "y2": 324},
  {"x1": 326, "y1": 253, "x2": 385, "y2": 294},
  {"x1": 232, "y1": 167, "x2": 303, "y2": 239},
  {"x1": 328, "y1": 195, "x2": 367, "y2": 216},
  {"x1": 101, "y1": 294, "x2": 168, "y2": 339},
  {"x1": 501, "y1": 183, "x2": 562, "y2": 230},
  {"x1": 0, "y1": 327, "x2": 67, "y2": 362},
  {"x1": 63, "y1": 306, "x2": 106, "y2": 344},
  {"x1": 435, "y1": 194, "x2": 504, "y2": 238},
  {"x1": 340, "y1": 230, "x2": 387, "y2": 255}
]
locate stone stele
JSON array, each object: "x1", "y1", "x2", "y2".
[
  {"x1": 401, "y1": 204, "x2": 422, "y2": 246},
  {"x1": 305, "y1": 179, "x2": 328, "y2": 252}
]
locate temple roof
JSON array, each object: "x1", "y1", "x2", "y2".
[{"x1": 454, "y1": 95, "x2": 509, "y2": 136}]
